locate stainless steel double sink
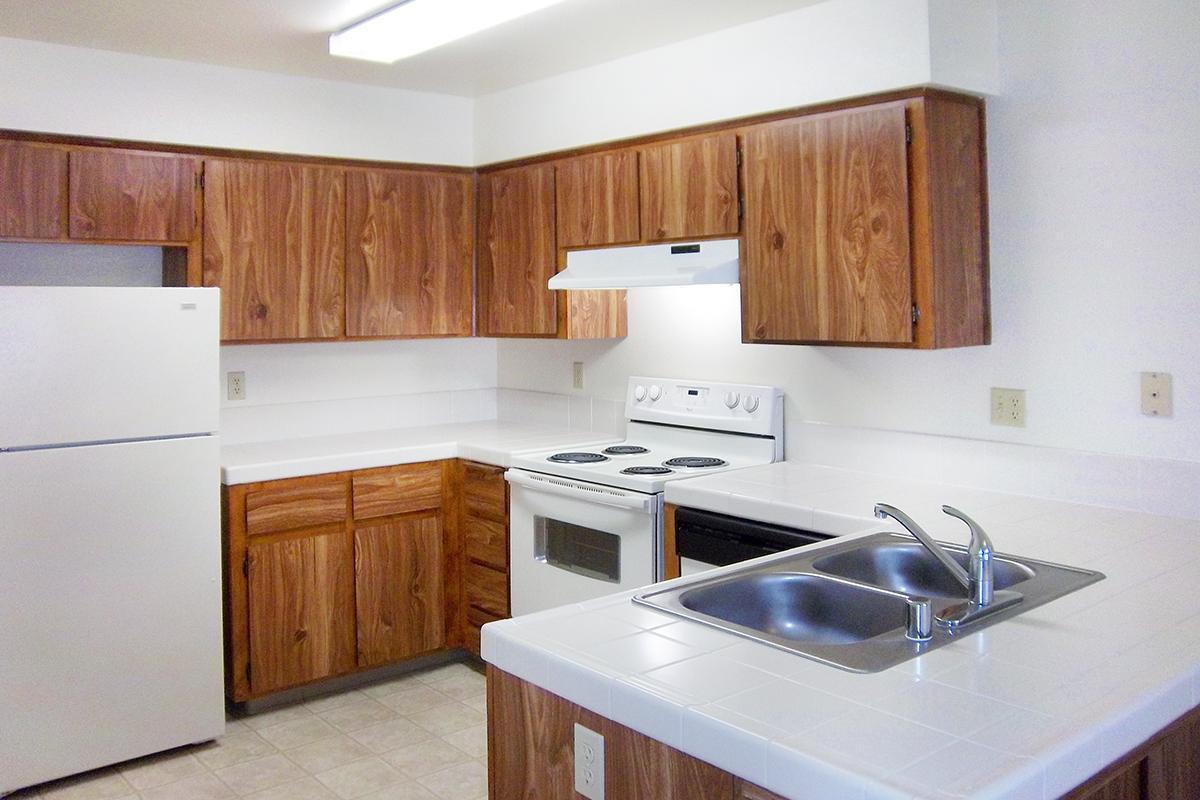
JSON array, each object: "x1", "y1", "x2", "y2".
[{"x1": 634, "y1": 531, "x2": 1104, "y2": 672}]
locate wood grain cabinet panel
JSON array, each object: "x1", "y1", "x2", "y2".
[
  {"x1": 352, "y1": 462, "x2": 443, "y2": 521},
  {"x1": 247, "y1": 531, "x2": 355, "y2": 695},
  {"x1": 355, "y1": 515, "x2": 445, "y2": 667},
  {"x1": 465, "y1": 561, "x2": 508, "y2": 618},
  {"x1": 245, "y1": 474, "x2": 348, "y2": 536},
  {"x1": 464, "y1": 517, "x2": 506, "y2": 571},
  {"x1": 346, "y1": 169, "x2": 472, "y2": 337},
  {"x1": 734, "y1": 780, "x2": 789, "y2": 800},
  {"x1": 203, "y1": 158, "x2": 345, "y2": 341},
  {"x1": 743, "y1": 104, "x2": 913, "y2": 345},
  {"x1": 640, "y1": 132, "x2": 739, "y2": 241},
  {"x1": 462, "y1": 461, "x2": 507, "y2": 522},
  {"x1": 476, "y1": 165, "x2": 559, "y2": 337},
  {"x1": 555, "y1": 150, "x2": 640, "y2": 248},
  {"x1": 69, "y1": 149, "x2": 197, "y2": 242},
  {"x1": 0, "y1": 140, "x2": 67, "y2": 239}
]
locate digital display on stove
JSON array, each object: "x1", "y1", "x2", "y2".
[{"x1": 678, "y1": 386, "x2": 708, "y2": 404}]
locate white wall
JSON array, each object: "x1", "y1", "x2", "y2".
[
  {"x1": 496, "y1": 0, "x2": 1200, "y2": 466},
  {"x1": 0, "y1": 36, "x2": 474, "y2": 165}
]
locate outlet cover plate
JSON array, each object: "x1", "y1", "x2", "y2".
[
  {"x1": 227, "y1": 371, "x2": 246, "y2": 402},
  {"x1": 991, "y1": 387, "x2": 1025, "y2": 427},
  {"x1": 574, "y1": 723, "x2": 604, "y2": 800},
  {"x1": 1141, "y1": 372, "x2": 1173, "y2": 417}
]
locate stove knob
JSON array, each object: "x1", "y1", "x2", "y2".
[
  {"x1": 634, "y1": 384, "x2": 647, "y2": 402},
  {"x1": 742, "y1": 394, "x2": 760, "y2": 413},
  {"x1": 724, "y1": 391, "x2": 740, "y2": 409},
  {"x1": 648, "y1": 385, "x2": 663, "y2": 402}
]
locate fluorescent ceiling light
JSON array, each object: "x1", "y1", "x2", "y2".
[{"x1": 330, "y1": 0, "x2": 568, "y2": 63}]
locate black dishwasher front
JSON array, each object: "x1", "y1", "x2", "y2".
[{"x1": 674, "y1": 506, "x2": 833, "y2": 575}]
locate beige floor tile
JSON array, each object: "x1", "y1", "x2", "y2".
[
  {"x1": 35, "y1": 768, "x2": 135, "y2": 799},
  {"x1": 194, "y1": 731, "x2": 277, "y2": 771},
  {"x1": 213, "y1": 753, "x2": 307, "y2": 796},
  {"x1": 305, "y1": 689, "x2": 369, "y2": 715},
  {"x1": 412, "y1": 663, "x2": 480, "y2": 686},
  {"x1": 459, "y1": 693, "x2": 488, "y2": 713},
  {"x1": 239, "y1": 704, "x2": 313, "y2": 731},
  {"x1": 375, "y1": 686, "x2": 454, "y2": 716},
  {"x1": 138, "y1": 773, "x2": 234, "y2": 800},
  {"x1": 380, "y1": 738, "x2": 470, "y2": 778},
  {"x1": 415, "y1": 760, "x2": 487, "y2": 800},
  {"x1": 439, "y1": 724, "x2": 487, "y2": 760},
  {"x1": 356, "y1": 781, "x2": 439, "y2": 799},
  {"x1": 406, "y1": 703, "x2": 485, "y2": 737},
  {"x1": 118, "y1": 749, "x2": 207, "y2": 791},
  {"x1": 422, "y1": 671, "x2": 485, "y2": 701},
  {"x1": 318, "y1": 698, "x2": 399, "y2": 733},
  {"x1": 242, "y1": 776, "x2": 339, "y2": 800},
  {"x1": 286, "y1": 735, "x2": 374, "y2": 775},
  {"x1": 348, "y1": 718, "x2": 432, "y2": 755},
  {"x1": 256, "y1": 716, "x2": 340, "y2": 750},
  {"x1": 360, "y1": 674, "x2": 426, "y2": 700},
  {"x1": 315, "y1": 757, "x2": 406, "y2": 800}
]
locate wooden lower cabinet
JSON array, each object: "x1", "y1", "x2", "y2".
[
  {"x1": 457, "y1": 461, "x2": 511, "y2": 656},
  {"x1": 491, "y1": 668, "x2": 1200, "y2": 800},
  {"x1": 354, "y1": 515, "x2": 445, "y2": 668}
]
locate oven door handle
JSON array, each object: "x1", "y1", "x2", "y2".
[{"x1": 504, "y1": 469, "x2": 658, "y2": 513}]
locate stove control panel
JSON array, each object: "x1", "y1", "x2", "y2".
[{"x1": 626, "y1": 377, "x2": 783, "y2": 440}]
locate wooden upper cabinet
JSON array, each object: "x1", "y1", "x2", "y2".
[
  {"x1": 247, "y1": 530, "x2": 355, "y2": 695},
  {"x1": 346, "y1": 169, "x2": 472, "y2": 338},
  {"x1": 203, "y1": 158, "x2": 345, "y2": 341},
  {"x1": 0, "y1": 140, "x2": 67, "y2": 239},
  {"x1": 555, "y1": 151, "x2": 640, "y2": 248},
  {"x1": 476, "y1": 164, "x2": 559, "y2": 337},
  {"x1": 639, "y1": 133, "x2": 739, "y2": 241},
  {"x1": 69, "y1": 149, "x2": 197, "y2": 242},
  {"x1": 743, "y1": 103, "x2": 915, "y2": 345}
]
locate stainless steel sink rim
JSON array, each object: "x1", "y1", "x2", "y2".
[{"x1": 633, "y1": 531, "x2": 1105, "y2": 673}]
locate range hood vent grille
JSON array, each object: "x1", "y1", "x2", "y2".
[{"x1": 548, "y1": 239, "x2": 739, "y2": 290}]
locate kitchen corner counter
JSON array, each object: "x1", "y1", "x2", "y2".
[
  {"x1": 220, "y1": 421, "x2": 617, "y2": 484},
  {"x1": 482, "y1": 463, "x2": 1200, "y2": 799}
]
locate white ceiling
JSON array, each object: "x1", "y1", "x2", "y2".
[{"x1": 0, "y1": 0, "x2": 826, "y2": 97}]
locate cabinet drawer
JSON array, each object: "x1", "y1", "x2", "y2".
[
  {"x1": 462, "y1": 461, "x2": 506, "y2": 522},
  {"x1": 352, "y1": 462, "x2": 442, "y2": 520},
  {"x1": 464, "y1": 516, "x2": 507, "y2": 570},
  {"x1": 466, "y1": 606, "x2": 503, "y2": 657},
  {"x1": 246, "y1": 475, "x2": 348, "y2": 536},
  {"x1": 465, "y1": 561, "x2": 509, "y2": 617}
]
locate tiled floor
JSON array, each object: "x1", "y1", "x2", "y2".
[{"x1": 11, "y1": 659, "x2": 489, "y2": 800}]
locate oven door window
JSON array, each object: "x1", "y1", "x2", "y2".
[{"x1": 534, "y1": 516, "x2": 621, "y2": 583}]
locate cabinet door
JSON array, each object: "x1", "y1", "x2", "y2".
[
  {"x1": 640, "y1": 133, "x2": 739, "y2": 241},
  {"x1": 476, "y1": 165, "x2": 559, "y2": 336},
  {"x1": 346, "y1": 169, "x2": 472, "y2": 337},
  {"x1": 69, "y1": 149, "x2": 197, "y2": 242},
  {"x1": 247, "y1": 531, "x2": 355, "y2": 695},
  {"x1": 203, "y1": 159, "x2": 345, "y2": 341},
  {"x1": 555, "y1": 151, "x2": 640, "y2": 248},
  {"x1": 355, "y1": 515, "x2": 445, "y2": 667},
  {"x1": 743, "y1": 104, "x2": 913, "y2": 344},
  {"x1": 0, "y1": 140, "x2": 67, "y2": 239}
]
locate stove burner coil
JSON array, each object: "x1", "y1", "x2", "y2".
[
  {"x1": 546, "y1": 452, "x2": 609, "y2": 464},
  {"x1": 662, "y1": 456, "x2": 728, "y2": 469},
  {"x1": 620, "y1": 466, "x2": 674, "y2": 476},
  {"x1": 603, "y1": 445, "x2": 650, "y2": 456}
]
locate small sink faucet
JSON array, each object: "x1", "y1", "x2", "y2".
[{"x1": 873, "y1": 503, "x2": 994, "y2": 607}]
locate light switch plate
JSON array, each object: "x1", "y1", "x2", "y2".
[
  {"x1": 990, "y1": 387, "x2": 1025, "y2": 427},
  {"x1": 1141, "y1": 372, "x2": 1173, "y2": 416},
  {"x1": 574, "y1": 722, "x2": 604, "y2": 800}
]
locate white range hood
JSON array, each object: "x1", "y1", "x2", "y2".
[{"x1": 548, "y1": 238, "x2": 739, "y2": 290}]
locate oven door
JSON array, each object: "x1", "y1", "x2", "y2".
[{"x1": 506, "y1": 469, "x2": 662, "y2": 617}]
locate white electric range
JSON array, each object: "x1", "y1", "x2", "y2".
[{"x1": 506, "y1": 377, "x2": 784, "y2": 615}]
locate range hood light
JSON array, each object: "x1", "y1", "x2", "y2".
[
  {"x1": 330, "y1": 0, "x2": 568, "y2": 63},
  {"x1": 548, "y1": 239, "x2": 740, "y2": 290}
]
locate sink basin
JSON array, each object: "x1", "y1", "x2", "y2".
[
  {"x1": 634, "y1": 531, "x2": 1104, "y2": 673},
  {"x1": 679, "y1": 572, "x2": 908, "y2": 645},
  {"x1": 812, "y1": 541, "x2": 1035, "y2": 596}
]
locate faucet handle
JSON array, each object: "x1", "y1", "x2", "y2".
[
  {"x1": 941, "y1": 505, "x2": 992, "y2": 554},
  {"x1": 943, "y1": 505, "x2": 994, "y2": 606}
]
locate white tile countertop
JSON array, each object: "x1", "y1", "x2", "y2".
[
  {"x1": 482, "y1": 462, "x2": 1200, "y2": 799},
  {"x1": 220, "y1": 421, "x2": 618, "y2": 484}
]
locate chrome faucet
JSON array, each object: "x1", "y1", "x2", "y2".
[{"x1": 874, "y1": 503, "x2": 1019, "y2": 628}]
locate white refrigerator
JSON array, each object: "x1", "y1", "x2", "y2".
[{"x1": 0, "y1": 287, "x2": 225, "y2": 794}]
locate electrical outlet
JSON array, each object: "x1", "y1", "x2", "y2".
[
  {"x1": 573, "y1": 361, "x2": 585, "y2": 390},
  {"x1": 574, "y1": 723, "x2": 605, "y2": 800},
  {"x1": 227, "y1": 371, "x2": 246, "y2": 402},
  {"x1": 990, "y1": 387, "x2": 1025, "y2": 427},
  {"x1": 1141, "y1": 372, "x2": 1173, "y2": 417}
]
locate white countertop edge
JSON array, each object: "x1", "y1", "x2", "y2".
[{"x1": 220, "y1": 441, "x2": 461, "y2": 484}]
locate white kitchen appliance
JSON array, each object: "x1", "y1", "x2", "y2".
[
  {"x1": 0, "y1": 287, "x2": 225, "y2": 795},
  {"x1": 507, "y1": 377, "x2": 783, "y2": 615}
]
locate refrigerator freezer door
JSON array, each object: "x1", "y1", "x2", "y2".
[
  {"x1": 0, "y1": 436, "x2": 224, "y2": 793},
  {"x1": 0, "y1": 287, "x2": 219, "y2": 450}
]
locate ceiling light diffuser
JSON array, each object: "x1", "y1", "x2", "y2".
[{"x1": 330, "y1": 0, "x2": 569, "y2": 63}]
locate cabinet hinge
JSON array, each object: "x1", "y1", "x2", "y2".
[
  {"x1": 195, "y1": 172, "x2": 204, "y2": 191},
  {"x1": 736, "y1": 148, "x2": 743, "y2": 167},
  {"x1": 905, "y1": 123, "x2": 912, "y2": 144},
  {"x1": 912, "y1": 304, "x2": 920, "y2": 324},
  {"x1": 737, "y1": 198, "x2": 744, "y2": 218}
]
